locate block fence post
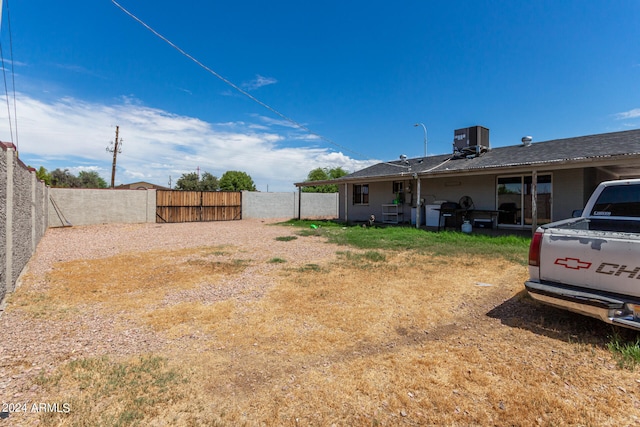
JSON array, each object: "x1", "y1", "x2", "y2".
[
  {"x1": 30, "y1": 167, "x2": 36, "y2": 253},
  {"x1": 4, "y1": 144, "x2": 14, "y2": 293}
]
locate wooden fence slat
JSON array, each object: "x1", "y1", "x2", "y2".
[{"x1": 156, "y1": 190, "x2": 242, "y2": 223}]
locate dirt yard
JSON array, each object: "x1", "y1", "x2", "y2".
[{"x1": 1, "y1": 220, "x2": 639, "y2": 426}]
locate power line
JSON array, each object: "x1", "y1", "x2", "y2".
[
  {"x1": 0, "y1": 0, "x2": 17, "y2": 150},
  {"x1": 111, "y1": 0, "x2": 376, "y2": 162},
  {"x1": 6, "y1": 0, "x2": 18, "y2": 151},
  {"x1": 0, "y1": 42, "x2": 13, "y2": 145}
]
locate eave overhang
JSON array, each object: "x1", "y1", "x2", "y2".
[{"x1": 295, "y1": 151, "x2": 640, "y2": 187}]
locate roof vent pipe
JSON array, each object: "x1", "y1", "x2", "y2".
[{"x1": 522, "y1": 136, "x2": 533, "y2": 146}]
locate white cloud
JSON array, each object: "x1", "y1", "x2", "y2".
[
  {"x1": 249, "y1": 114, "x2": 328, "y2": 144},
  {"x1": 0, "y1": 93, "x2": 370, "y2": 191},
  {"x1": 250, "y1": 113, "x2": 304, "y2": 130},
  {"x1": 614, "y1": 108, "x2": 640, "y2": 120},
  {"x1": 242, "y1": 74, "x2": 278, "y2": 91}
]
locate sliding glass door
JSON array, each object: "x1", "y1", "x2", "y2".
[{"x1": 497, "y1": 174, "x2": 552, "y2": 227}]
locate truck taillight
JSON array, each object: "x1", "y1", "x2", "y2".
[{"x1": 529, "y1": 231, "x2": 543, "y2": 267}]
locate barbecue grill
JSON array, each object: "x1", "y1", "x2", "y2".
[{"x1": 438, "y1": 202, "x2": 460, "y2": 231}]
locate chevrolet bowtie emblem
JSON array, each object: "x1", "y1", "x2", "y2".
[{"x1": 554, "y1": 257, "x2": 592, "y2": 270}]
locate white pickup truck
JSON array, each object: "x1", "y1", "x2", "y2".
[{"x1": 525, "y1": 178, "x2": 640, "y2": 331}]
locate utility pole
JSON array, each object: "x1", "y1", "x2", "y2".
[{"x1": 106, "y1": 126, "x2": 123, "y2": 188}]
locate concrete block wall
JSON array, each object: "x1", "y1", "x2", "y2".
[
  {"x1": 1, "y1": 143, "x2": 49, "y2": 301},
  {"x1": 48, "y1": 190, "x2": 339, "y2": 225},
  {"x1": 12, "y1": 153, "x2": 32, "y2": 286},
  {"x1": 242, "y1": 191, "x2": 298, "y2": 219},
  {"x1": 299, "y1": 192, "x2": 339, "y2": 219},
  {"x1": 0, "y1": 146, "x2": 6, "y2": 302},
  {"x1": 48, "y1": 189, "x2": 338, "y2": 226},
  {"x1": 33, "y1": 172, "x2": 48, "y2": 248},
  {"x1": 48, "y1": 188, "x2": 157, "y2": 227},
  {"x1": 242, "y1": 191, "x2": 339, "y2": 219}
]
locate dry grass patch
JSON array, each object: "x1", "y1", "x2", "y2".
[
  {"x1": 35, "y1": 355, "x2": 191, "y2": 427},
  {"x1": 147, "y1": 250, "x2": 635, "y2": 426},
  {"x1": 9, "y1": 246, "x2": 248, "y2": 318},
  {"x1": 142, "y1": 300, "x2": 236, "y2": 337}
]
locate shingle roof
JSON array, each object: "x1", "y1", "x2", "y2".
[{"x1": 341, "y1": 128, "x2": 640, "y2": 181}]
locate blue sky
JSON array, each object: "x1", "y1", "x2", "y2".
[{"x1": 1, "y1": 0, "x2": 639, "y2": 191}]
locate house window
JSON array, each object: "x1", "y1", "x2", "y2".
[
  {"x1": 392, "y1": 181, "x2": 404, "y2": 203},
  {"x1": 353, "y1": 184, "x2": 369, "y2": 205},
  {"x1": 497, "y1": 174, "x2": 552, "y2": 226}
]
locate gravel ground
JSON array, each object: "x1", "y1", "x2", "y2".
[
  {"x1": 0, "y1": 219, "x2": 341, "y2": 409},
  {"x1": 21, "y1": 219, "x2": 335, "y2": 278}
]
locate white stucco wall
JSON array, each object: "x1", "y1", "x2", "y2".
[
  {"x1": 340, "y1": 174, "x2": 497, "y2": 224},
  {"x1": 338, "y1": 169, "x2": 602, "y2": 225}
]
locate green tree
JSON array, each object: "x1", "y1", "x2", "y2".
[
  {"x1": 78, "y1": 171, "x2": 108, "y2": 188},
  {"x1": 219, "y1": 171, "x2": 256, "y2": 191},
  {"x1": 35, "y1": 166, "x2": 51, "y2": 185},
  {"x1": 50, "y1": 168, "x2": 108, "y2": 188},
  {"x1": 50, "y1": 168, "x2": 80, "y2": 188},
  {"x1": 175, "y1": 172, "x2": 200, "y2": 190},
  {"x1": 302, "y1": 167, "x2": 348, "y2": 193},
  {"x1": 200, "y1": 172, "x2": 219, "y2": 191},
  {"x1": 175, "y1": 171, "x2": 219, "y2": 191}
]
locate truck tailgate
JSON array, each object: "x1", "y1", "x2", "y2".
[{"x1": 539, "y1": 229, "x2": 640, "y2": 298}]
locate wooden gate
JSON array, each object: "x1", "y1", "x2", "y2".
[{"x1": 156, "y1": 190, "x2": 242, "y2": 223}]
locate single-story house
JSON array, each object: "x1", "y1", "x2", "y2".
[
  {"x1": 295, "y1": 127, "x2": 640, "y2": 231},
  {"x1": 115, "y1": 181, "x2": 170, "y2": 190}
]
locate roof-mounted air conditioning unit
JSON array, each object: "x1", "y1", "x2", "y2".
[{"x1": 453, "y1": 126, "x2": 490, "y2": 157}]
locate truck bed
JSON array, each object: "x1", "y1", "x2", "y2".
[{"x1": 547, "y1": 217, "x2": 640, "y2": 234}]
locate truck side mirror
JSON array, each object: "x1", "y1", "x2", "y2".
[{"x1": 572, "y1": 209, "x2": 583, "y2": 218}]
